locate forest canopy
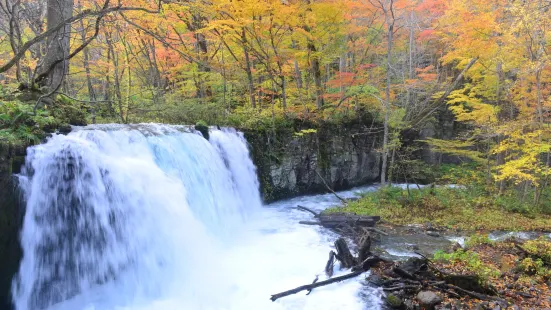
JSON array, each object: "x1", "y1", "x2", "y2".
[{"x1": 0, "y1": 0, "x2": 550, "y2": 201}]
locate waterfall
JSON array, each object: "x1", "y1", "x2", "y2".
[{"x1": 13, "y1": 124, "x2": 262, "y2": 310}]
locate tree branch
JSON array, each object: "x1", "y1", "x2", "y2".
[{"x1": 0, "y1": 4, "x2": 159, "y2": 74}]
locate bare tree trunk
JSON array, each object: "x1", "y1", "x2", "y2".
[
  {"x1": 292, "y1": 41, "x2": 303, "y2": 89},
  {"x1": 310, "y1": 42, "x2": 324, "y2": 109},
  {"x1": 78, "y1": 1, "x2": 96, "y2": 123},
  {"x1": 38, "y1": 0, "x2": 74, "y2": 89},
  {"x1": 381, "y1": 1, "x2": 395, "y2": 185},
  {"x1": 536, "y1": 67, "x2": 544, "y2": 124},
  {"x1": 107, "y1": 32, "x2": 124, "y2": 123},
  {"x1": 242, "y1": 30, "x2": 256, "y2": 108},
  {"x1": 281, "y1": 75, "x2": 287, "y2": 110}
]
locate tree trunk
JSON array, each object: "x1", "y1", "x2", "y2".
[
  {"x1": 280, "y1": 75, "x2": 287, "y2": 110},
  {"x1": 310, "y1": 42, "x2": 324, "y2": 109},
  {"x1": 107, "y1": 32, "x2": 124, "y2": 123},
  {"x1": 292, "y1": 41, "x2": 303, "y2": 89},
  {"x1": 242, "y1": 30, "x2": 256, "y2": 108},
  {"x1": 78, "y1": 2, "x2": 96, "y2": 123},
  {"x1": 381, "y1": 13, "x2": 394, "y2": 185},
  {"x1": 38, "y1": 0, "x2": 74, "y2": 89}
]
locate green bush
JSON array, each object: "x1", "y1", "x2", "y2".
[{"x1": 0, "y1": 100, "x2": 56, "y2": 144}]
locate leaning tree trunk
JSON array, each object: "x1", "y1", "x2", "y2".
[{"x1": 38, "y1": 0, "x2": 74, "y2": 90}]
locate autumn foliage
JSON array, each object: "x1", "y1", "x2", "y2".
[{"x1": 0, "y1": 0, "x2": 550, "y2": 204}]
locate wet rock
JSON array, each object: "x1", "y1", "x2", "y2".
[
  {"x1": 194, "y1": 123, "x2": 209, "y2": 140},
  {"x1": 386, "y1": 293, "x2": 403, "y2": 309},
  {"x1": 58, "y1": 124, "x2": 72, "y2": 134},
  {"x1": 367, "y1": 274, "x2": 384, "y2": 286},
  {"x1": 399, "y1": 257, "x2": 427, "y2": 274},
  {"x1": 416, "y1": 291, "x2": 442, "y2": 309},
  {"x1": 447, "y1": 242, "x2": 462, "y2": 253},
  {"x1": 426, "y1": 231, "x2": 440, "y2": 237}
]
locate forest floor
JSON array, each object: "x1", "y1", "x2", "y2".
[{"x1": 365, "y1": 230, "x2": 551, "y2": 309}]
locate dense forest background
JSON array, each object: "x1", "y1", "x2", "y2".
[{"x1": 0, "y1": 0, "x2": 550, "y2": 209}]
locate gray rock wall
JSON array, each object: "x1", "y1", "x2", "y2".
[{"x1": 245, "y1": 121, "x2": 383, "y2": 202}]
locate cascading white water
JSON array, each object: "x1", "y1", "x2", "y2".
[{"x1": 13, "y1": 124, "x2": 382, "y2": 310}]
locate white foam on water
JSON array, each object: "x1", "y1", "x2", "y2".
[{"x1": 13, "y1": 124, "x2": 381, "y2": 310}]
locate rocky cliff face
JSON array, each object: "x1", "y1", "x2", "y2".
[
  {"x1": 245, "y1": 120, "x2": 383, "y2": 202},
  {"x1": 0, "y1": 143, "x2": 25, "y2": 310}
]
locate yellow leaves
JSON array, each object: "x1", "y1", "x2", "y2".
[
  {"x1": 493, "y1": 128, "x2": 551, "y2": 185},
  {"x1": 446, "y1": 88, "x2": 499, "y2": 126},
  {"x1": 425, "y1": 138, "x2": 486, "y2": 164}
]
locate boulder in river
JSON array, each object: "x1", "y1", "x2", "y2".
[{"x1": 416, "y1": 291, "x2": 442, "y2": 309}]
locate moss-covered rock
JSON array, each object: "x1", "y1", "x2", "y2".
[{"x1": 386, "y1": 293, "x2": 404, "y2": 309}]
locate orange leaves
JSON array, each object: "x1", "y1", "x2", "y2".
[
  {"x1": 326, "y1": 72, "x2": 364, "y2": 88},
  {"x1": 415, "y1": 65, "x2": 437, "y2": 81},
  {"x1": 418, "y1": 29, "x2": 436, "y2": 41}
]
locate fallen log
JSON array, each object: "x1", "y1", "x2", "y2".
[
  {"x1": 351, "y1": 256, "x2": 382, "y2": 272},
  {"x1": 299, "y1": 221, "x2": 322, "y2": 226},
  {"x1": 270, "y1": 271, "x2": 364, "y2": 301},
  {"x1": 363, "y1": 227, "x2": 388, "y2": 236},
  {"x1": 335, "y1": 238, "x2": 356, "y2": 268},
  {"x1": 444, "y1": 284, "x2": 507, "y2": 305},
  {"x1": 318, "y1": 214, "x2": 380, "y2": 228},
  {"x1": 298, "y1": 213, "x2": 380, "y2": 229}
]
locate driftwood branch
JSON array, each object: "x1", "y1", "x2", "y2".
[
  {"x1": 296, "y1": 205, "x2": 319, "y2": 218},
  {"x1": 270, "y1": 271, "x2": 363, "y2": 301},
  {"x1": 314, "y1": 170, "x2": 348, "y2": 204},
  {"x1": 358, "y1": 235, "x2": 372, "y2": 262},
  {"x1": 325, "y1": 251, "x2": 336, "y2": 277},
  {"x1": 306, "y1": 275, "x2": 319, "y2": 295}
]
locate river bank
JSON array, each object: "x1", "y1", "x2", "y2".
[{"x1": 312, "y1": 186, "x2": 551, "y2": 309}]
